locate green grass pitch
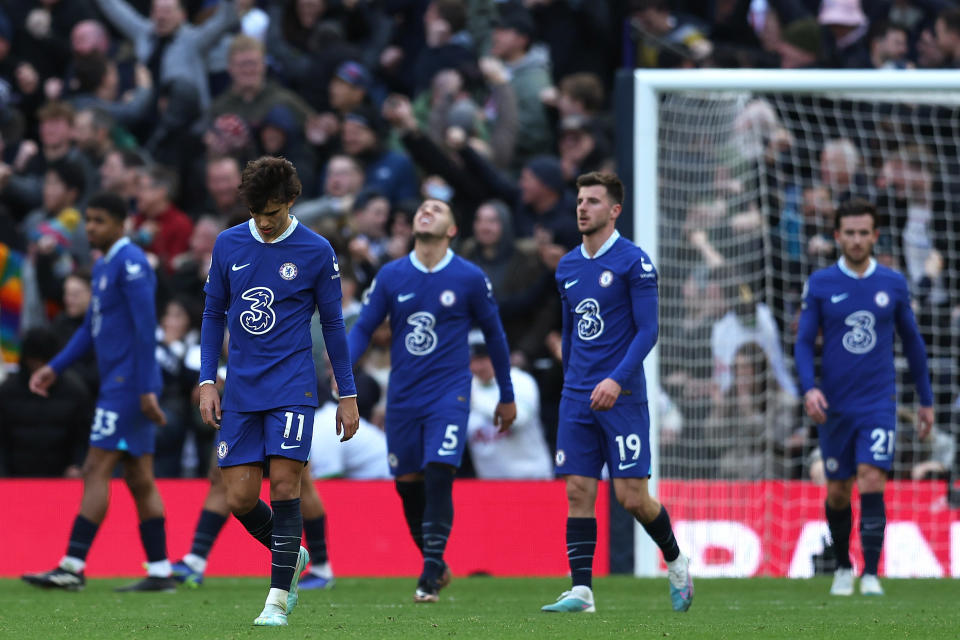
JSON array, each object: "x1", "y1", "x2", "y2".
[{"x1": 1, "y1": 576, "x2": 957, "y2": 639}]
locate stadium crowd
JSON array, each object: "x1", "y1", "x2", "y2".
[{"x1": 0, "y1": 0, "x2": 957, "y2": 482}]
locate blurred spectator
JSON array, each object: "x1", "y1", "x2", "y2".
[
  {"x1": 153, "y1": 296, "x2": 200, "y2": 477},
  {"x1": 778, "y1": 18, "x2": 822, "y2": 69},
  {"x1": 256, "y1": 104, "x2": 317, "y2": 196},
  {"x1": 711, "y1": 278, "x2": 798, "y2": 398},
  {"x1": 490, "y1": 7, "x2": 553, "y2": 171},
  {"x1": 527, "y1": 0, "x2": 613, "y2": 84},
  {"x1": 329, "y1": 60, "x2": 372, "y2": 116},
  {"x1": 466, "y1": 330, "x2": 552, "y2": 479},
  {"x1": 309, "y1": 388, "x2": 390, "y2": 479},
  {"x1": 7, "y1": 0, "x2": 94, "y2": 95},
  {"x1": 168, "y1": 215, "x2": 222, "y2": 305},
  {"x1": 132, "y1": 164, "x2": 192, "y2": 273},
  {"x1": 201, "y1": 155, "x2": 246, "y2": 224},
  {"x1": 20, "y1": 159, "x2": 90, "y2": 330},
  {"x1": 92, "y1": 0, "x2": 237, "y2": 110},
  {"x1": 145, "y1": 78, "x2": 204, "y2": 202},
  {"x1": 0, "y1": 326, "x2": 92, "y2": 477},
  {"x1": 202, "y1": 112, "x2": 256, "y2": 162},
  {"x1": 412, "y1": 0, "x2": 476, "y2": 95},
  {"x1": 344, "y1": 189, "x2": 391, "y2": 286},
  {"x1": 557, "y1": 115, "x2": 612, "y2": 185},
  {"x1": 209, "y1": 35, "x2": 314, "y2": 131},
  {"x1": 98, "y1": 147, "x2": 145, "y2": 202},
  {"x1": 50, "y1": 271, "x2": 99, "y2": 398},
  {"x1": 706, "y1": 342, "x2": 802, "y2": 479},
  {"x1": 935, "y1": 7, "x2": 960, "y2": 67},
  {"x1": 818, "y1": 0, "x2": 870, "y2": 68},
  {"x1": 626, "y1": 0, "x2": 713, "y2": 68},
  {"x1": 71, "y1": 108, "x2": 114, "y2": 185},
  {"x1": 868, "y1": 21, "x2": 911, "y2": 70},
  {"x1": 70, "y1": 19, "x2": 110, "y2": 57},
  {"x1": 69, "y1": 53, "x2": 154, "y2": 131},
  {"x1": 294, "y1": 153, "x2": 364, "y2": 226},
  {"x1": 3, "y1": 101, "x2": 94, "y2": 215},
  {"x1": 341, "y1": 105, "x2": 418, "y2": 205}
]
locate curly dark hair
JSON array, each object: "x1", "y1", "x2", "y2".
[{"x1": 238, "y1": 156, "x2": 302, "y2": 213}]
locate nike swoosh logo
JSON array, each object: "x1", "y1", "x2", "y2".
[
  {"x1": 275, "y1": 541, "x2": 294, "y2": 546},
  {"x1": 398, "y1": 293, "x2": 416, "y2": 302},
  {"x1": 618, "y1": 462, "x2": 638, "y2": 470},
  {"x1": 280, "y1": 443, "x2": 300, "y2": 450},
  {"x1": 232, "y1": 263, "x2": 251, "y2": 271},
  {"x1": 831, "y1": 293, "x2": 849, "y2": 303},
  {"x1": 437, "y1": 449, "x2": 457, "y2": 456},
  {"x1": 564, "y1": 279, "x2": 579, "y2": 289}
]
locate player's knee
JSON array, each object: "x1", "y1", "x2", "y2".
[
  {"x1": 619, "y1": 492, "x2": 656, "y2": 520},
  {"x1": 226, "y1": 491, "x2": 259, "y2": 515},
  {"x1": 565, "y1": 477, "x2": 596, "y2": 510},
  {"x1": 857, "y1": 466, "x2": 886, "y2": 493},
  {"x1": 123, "y1": 467, "x2": 155, "y2": 499}
]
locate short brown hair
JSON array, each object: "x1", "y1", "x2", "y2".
[
  {"x1": 559, "y1": 73, "x2": 605, "y2": 113},
  {"x1": 228, "y1": 34, "x2": 264, "y2": 59},
  {"x1": 239, "y1": 156, "x2": 302, "y2": 213},
  {"x1": 37, "y1": 101, "x2": 75, "y2": 124},
  {"x1": 576, "y1": 171, "x2": 624, "y2": 205}
]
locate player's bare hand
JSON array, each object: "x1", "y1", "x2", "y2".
[
  {"x1": 29, "y1": 365, "x2": 57, "y2": 397},
  {"x1": 140, "y1": 393, "x2": 167, "y2": 426},
  {"x1": 590, "y1": 378, "x2": 621, "y2": 411},
  {"x1": 803, "y1": 388, "x2": 829, "y2": 424},
  {"x1": 916, "y1": 406, "x2": 934, "y2": 440},
  {"x1": 336, "y1": 396, "x2": 360, "y2": 442},
  {"x1": 199, "y1": 384, "x2": 222, "y2": 429},
  {"x1": 494, "y1": 401, "x2": 516, "y2": 433}
]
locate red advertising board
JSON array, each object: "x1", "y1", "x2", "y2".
[{"x1": 0, "y1": 479, "x2": 609, "y2": 577}]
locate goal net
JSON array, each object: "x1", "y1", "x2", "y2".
[{"x1": 634, "y1": 70, "x2": 959, "y2": 578}]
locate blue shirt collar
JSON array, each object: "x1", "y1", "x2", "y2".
[
  {"x1": 248, "y1": 216, "x2": 299, "y2": 243},
  {"x1": 409, "y1": 248, "x2": 454, "y2": 273},
  {"x1": 837, "y1": 256, "x2": 877, "y2": 280},
  {"x1": 580, "y1": 230, "x2": 620, "y2": 259},
  {"x1": 104, "y1": 236, "x2": 131, "y2": 262}
]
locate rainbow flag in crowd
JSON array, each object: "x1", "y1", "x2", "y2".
[{"x1": 0, "y1": 243, "x2": 23, "y2": 363}]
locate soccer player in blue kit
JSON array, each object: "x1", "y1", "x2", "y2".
[
  {"x1": 795, "y1": 198, "x2": 933, "y2": 597},
  {"x1": 23, "y1": 192, "x2": 175, "y2": 592},
  {"x1": 197, "y1": 156, "x2": 359, "y2": 626},
  {"x1": 542, "y1": 172, "x2": 692, "y2": 614},
  {"x1": 348, "y1": 198, "x2": 517, "y2": 603}
]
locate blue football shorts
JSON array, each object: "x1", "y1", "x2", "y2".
[
  {"x1": 818, "y1": 409, "x2": 897, "y2": 479},
  {"x1": 217, "y1": 405, "x2": 316, "y2": 467},
  {"x1": 554, "y1": 396, "x2": 651, "y2": 479},
  {"x1": 384, "y1": 402, "x2": 470, "y2": 476},
  {"x1": 88, "y1": 394, "x2": 157, "y2": 457}
]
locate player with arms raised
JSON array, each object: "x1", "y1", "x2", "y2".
[
  {"x1": 23, "y1": 192, "x2": 174, "y2": 592},
  {"x1": 348, "y1": 198, "x2": 516, "y2": 603},
  {"x1": 542, "y1": 172, "x2": 692, "y2": 614},
  {"x1": 795, "y1": 198, "x2": 933, "y2": 596},
  {"x1": 198, "y1": 156, "x2": 359, "y2": 626}
]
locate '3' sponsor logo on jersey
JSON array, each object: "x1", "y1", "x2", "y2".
[{"x1": 239, "y1": 287, "x2": 277, "y2": 335}]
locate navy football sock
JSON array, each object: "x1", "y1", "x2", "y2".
[
  {"x1": 825, "y1": 501, "x2": 853, "y2": 569},
  {"x1": 860, "y1": 492, "x2": 885, "y2": 576},
  {"x1": 236, "y1": 499, "x2": 273, "y2": 549},
  {"x1": 189, "y1": 509, "x2": 228, "y2": 560},
  {"x1": 640, "y1": 506, "x2": 680, "y2": 563},
  {"x1": 395, "y1": 480, "x2": 426, "y2": 553},
  {"x1": 65, "y1": 515, "x2": 100, "y2": 563},
  {"x1": 421, "y1": 464, "x2": 454, "y2": 587},
  {"x1": 303, "y1": 515, "x2": 329, "y2": 566},
  {"x1": 138, "y1": 517, "x2": 168, "y2": 563},
  {"x1": 270, "y1": 498, "x2": 302, "y2": 591},
  {"x1": 567, "y1": 517, "x2": 597, "y2": 589}
]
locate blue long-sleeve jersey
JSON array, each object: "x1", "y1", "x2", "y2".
[
  {"x1": 50, "y1": 237, "x2": 161, "y2": 398},
  {"x1": 795, "y1": 258, "x2": 933, "y2": 411},
  {"x1": 556, "y1": 231, "x2": 658, "y2": 402},
  {"x1": 200, "y1": 217, "x2": 356, "y2": 412},
  {"x1": 348, "y1": 249, "x2": 514, "y2": 408}
]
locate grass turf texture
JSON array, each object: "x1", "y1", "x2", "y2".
[{"x1": 1, "y1": 577, "x2": 957, "y2": 639}]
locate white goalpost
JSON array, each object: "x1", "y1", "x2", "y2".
[{"x1": 633, "y1": 69, "x2": 960, "y2": 578}]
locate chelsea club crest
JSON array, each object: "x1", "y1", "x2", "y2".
[
  {"x1": 874, "y1": 291, "x2": 889, "y2": 307},
  {"x1": 279, "y1": 262, "x2": 298, "y2": 280},
  {"x1": 599, "y1": 270, "x2": 614, "y2": 287}
]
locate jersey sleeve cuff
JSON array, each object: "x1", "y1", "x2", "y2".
[{"x1": 198, "y1": 380, "x2": 216, "y2": 387}]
